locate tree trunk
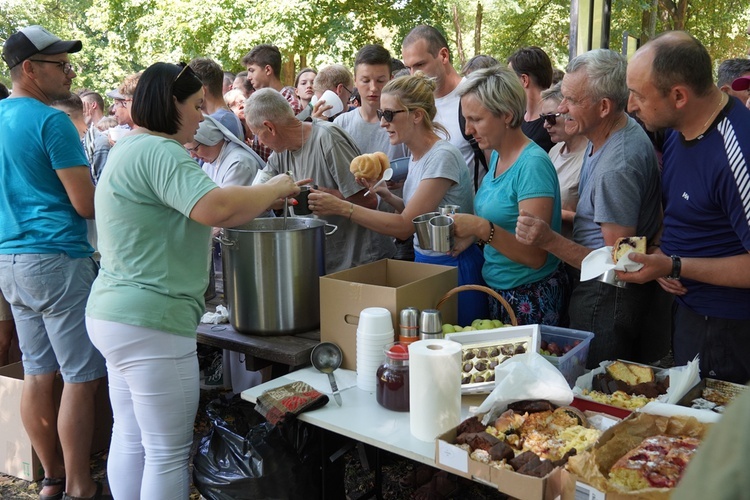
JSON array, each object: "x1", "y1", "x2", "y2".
[
  {"x1": 474, "y1": 2, "x2": 483, "y2": 55},
  {"x1": 300, "y1": 54, "x2": 307, "y2": 70},
  {"x1": 659, "y1": 0, "x2": 686, "y2": 30},
  {"x1": 283, "y1": 54, "x2": 295, "y2": 86},
  {"x1": 452, "y1": 3, "x2": 465, "y2": 66},
  {"x1": 640, "y1": 0, "x2": 658, "y2": 43},
  {"x1": 674, "y1": 0, "x2": 687, "y2": 30}
]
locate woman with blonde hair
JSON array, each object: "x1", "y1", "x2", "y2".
[
  {"x1": 451, "y1": 65, "x2": 568, "y2": 326},
  {"x1": 309, "y1": 72, "x2": 487, "y2": 324}
]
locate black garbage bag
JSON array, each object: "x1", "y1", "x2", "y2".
[{"x1": 193, "y1": 396, "x2": 322, "y2": 500}]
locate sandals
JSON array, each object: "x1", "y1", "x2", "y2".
[
  {"x1": 62, "y1": 481, "x2": 104, "y2": 500},
  {"x1": 39, "y1": 477, "x2": 65, "y2": 500}
]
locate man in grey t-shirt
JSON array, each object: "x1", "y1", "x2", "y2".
[
  {"x1": 516, "y1": 49, "x2": 669, "y2": 367},
  {"x1": 246, "y1": 88, "x2": 395, "y2": 273}
]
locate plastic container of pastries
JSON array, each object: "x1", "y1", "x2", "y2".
[{"x1": 458, "y1": 336, "x2": 531, "y2": 394}]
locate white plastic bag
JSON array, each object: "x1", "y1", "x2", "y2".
[{"x1": 475, "y1": 351, "x2": 573, "y2": 422}]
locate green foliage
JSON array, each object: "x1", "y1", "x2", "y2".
[{"x1": 0, "y1": 0, "x2": 748, "y2": 95}]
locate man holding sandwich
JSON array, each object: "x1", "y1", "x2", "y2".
[{"x1": 515, "y1": 49, "x2": 668, "y2": 367}]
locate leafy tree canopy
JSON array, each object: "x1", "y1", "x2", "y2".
[{"x1": 1, "y1": 0, "x2": 748, "y2": 94}]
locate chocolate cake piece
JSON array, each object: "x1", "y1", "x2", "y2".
[
  {"x1": 457, "y1": 416, "x2": 486, "y2": 435},
  {"x1": 468, "y1": 432, "x2": 501, "y2": 451},
  {"x1": 488, "y1": 441, "x2": 515, "y2": 461},
  {"x1": 507, "y1": 400, "x2": 555, "y2": 413},
  {"x1": 508, "y1": 450, "x2": 538, "y2": 471}
]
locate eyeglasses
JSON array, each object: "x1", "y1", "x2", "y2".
[
  {"x1": 29, "y1": 59, "x2": 75, "y2": 75},
  {"x1": 540, "y1": 112, "x2": 562, "y2": 126},
  {"x1": 376, "y1": 109, "x2": 407, "y2": 122},
  {"x1": 114, "y1": 99, "x2": 132, "y2": 109},
  {"x1": 186, "y1": 143, "x2": 203, "y2": 153}
]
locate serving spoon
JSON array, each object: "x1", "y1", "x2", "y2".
[{"x1": 364, "y1": 168, "x2": 393, "y2": 196}]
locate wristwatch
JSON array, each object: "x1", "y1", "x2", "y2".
[{"x1": 669, "y1": 255, "x2": 682, "y2": 279}]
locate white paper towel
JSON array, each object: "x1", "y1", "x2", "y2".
[
  {"x1": 581, "y1": 246, "x2": 644, "y2": 281},
  {"x1": 408, "y1": 339, "x2": 462, "y2": 442}
]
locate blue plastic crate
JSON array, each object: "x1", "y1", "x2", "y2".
[{"x1": 540, "y1": 326, "x2": 594, "y2": 387}]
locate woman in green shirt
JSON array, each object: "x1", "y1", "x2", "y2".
[{"x1": 85, "y1": 62, "x2": 298, "y2": 499}]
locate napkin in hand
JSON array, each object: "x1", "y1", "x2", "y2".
[
  {"x1": 255, "y1": 381, "x2": 329, "y2": 425},
  {"x1": 581, "y1": 246, "x2": 644, "y2": 281}
]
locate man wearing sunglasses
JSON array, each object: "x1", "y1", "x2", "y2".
[{"x1": 0, "y1": 25, "x2": 106, "y2": 500}]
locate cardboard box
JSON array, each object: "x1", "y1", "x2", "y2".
[
  {"x1": 320, "y1": 259, "x2": 458, "y2": 370},
  {"x1": 435, "y1": 427, "x2": 564, "y2": 500},
  {"x1": 0, "y1": 363, "x2": 113, "y2": 481},
  {"x1": 562, "y1": 409, "x2": 714, "y2": 499}
]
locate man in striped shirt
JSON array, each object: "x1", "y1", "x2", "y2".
[{"x1": 624, "y1": 31, "x2": 750, "y2": 384}]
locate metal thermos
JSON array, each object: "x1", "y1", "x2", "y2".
[
  {"x1": 399, "y1": 307, "x2": 420, "y2": 345},
  {"x1": 419, "y1": 309, "x2": 444, "y2": 340}
]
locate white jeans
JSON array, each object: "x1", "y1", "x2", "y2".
[{"x1": 86, "y1": 318, "x2": 199, "y2": 500}]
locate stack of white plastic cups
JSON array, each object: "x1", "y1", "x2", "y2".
[{"x1": 356, "y1": 307, "x2": 395, "y2": 391}]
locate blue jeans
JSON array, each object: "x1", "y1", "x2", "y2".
[
  {"x1": 0, "y1": 253, "x2": 105, "y2": 382},
  {"x1": 568, "y1": 276, "x2": 670, "y2": 368}
]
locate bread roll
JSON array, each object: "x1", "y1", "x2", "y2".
[{"x1": 349, "y1": 153, "x2": 388, "y2": 180}]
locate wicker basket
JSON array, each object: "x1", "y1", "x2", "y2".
[{"x1": 435, "y1": 284, "x2": 518, "y2": 326}]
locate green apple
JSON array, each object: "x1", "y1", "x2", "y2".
[
  {"x1": 442, "y1": 324, "x2": 456, "y2": 334},
  {"x1": 463, "y1": 326, "x2": 476, "y2": 331},
  {"x1": 491, "y1": 319, "x2": 503, "y2": 328},
  {"x1": 453, "y1": 325, "x2": 463, "y2": 332},
  {"x1": 471, "y1": 319, "x2": 482, "y2": 329},
  {"x1": 479, "y1": 319, "x2": 494, "y2": 330}
]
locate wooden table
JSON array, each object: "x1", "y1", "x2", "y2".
[{"x1": 196, "y1": 297, "x2": 320, "y2": 378}]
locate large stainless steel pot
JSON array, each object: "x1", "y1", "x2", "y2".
[{"x1": 217, "y1": 217, "x2": 337, "y2": 335}]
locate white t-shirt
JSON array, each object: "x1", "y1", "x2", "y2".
[{"x1": 434, "y1": 80, "x2": 486, "y2": 190}]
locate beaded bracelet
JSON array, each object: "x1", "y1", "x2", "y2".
[{"x1": 486, "y1": 220, "x2": 495, "y2": 244}]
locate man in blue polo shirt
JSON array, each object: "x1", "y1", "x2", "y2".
[
  {"x1": 0, "y1": 25, "x2": 106, "y2": 499},
  {"x1": 624, "y1": 31, "x2": 750, "y2": 384}
]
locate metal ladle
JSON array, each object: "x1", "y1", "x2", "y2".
[{"x1": 310, "y1": 342, "x2": 343, "y2": 406}]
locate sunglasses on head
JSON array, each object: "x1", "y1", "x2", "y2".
[
  {"x1": 540, "y1": 112, "x2": 561, "y2": 126},
  {"x1": 376, "y1": 109, "x2": 407, "y2": 122}
]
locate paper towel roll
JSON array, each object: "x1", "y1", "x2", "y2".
[{"x1": 408, "y1": 339, "x2": 462, "y2": 442}]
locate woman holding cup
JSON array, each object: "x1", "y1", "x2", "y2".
[
  {"x1": 451, "y1": 66, "x2": 568, "y2": 326},
  {"x1": 308, "y1": 72, "x2": 487, "y2": 324},
  {"x1": 85, "y1": 62, "x2": 298, "y2": 499}
]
